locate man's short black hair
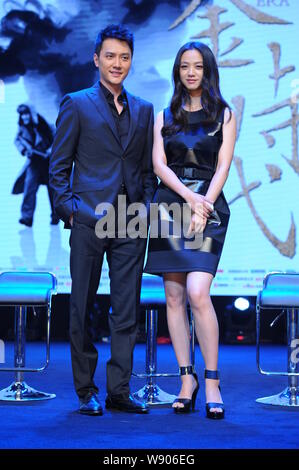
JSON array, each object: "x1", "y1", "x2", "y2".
[{"x1": 94, "y1": 24, "x2": 134, "y2": 56}]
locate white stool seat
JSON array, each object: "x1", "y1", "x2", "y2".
[{"x1": 256, "y1": 272, "x2": 299, "y2": 407}]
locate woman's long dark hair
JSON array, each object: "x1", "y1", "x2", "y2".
[{"x1": 162, "y1": 41, "x2": 231, "y2": 136}]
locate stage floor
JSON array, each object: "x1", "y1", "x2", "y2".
[{"x1": 0, "y1": 342, "x2": 298, "y2": 450}]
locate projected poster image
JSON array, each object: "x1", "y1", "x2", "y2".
[{"x1": 0, "y1": 0, "x2": 298, "y2": 295}]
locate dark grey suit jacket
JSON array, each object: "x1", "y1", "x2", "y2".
[{"x1": 49, "y1": 81, "x2": 157, "y2": 228}]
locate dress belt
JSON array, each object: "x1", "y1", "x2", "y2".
[{"x1": 171, "y1": 166, "x2": 214, "y2": 180}]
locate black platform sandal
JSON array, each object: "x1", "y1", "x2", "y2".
[
  {"x1": 205, "y1": 369, "x2": 225, "y2": 420},
  {"x1": 173, "y1": 366, "x2": 199, "y2": 414}
]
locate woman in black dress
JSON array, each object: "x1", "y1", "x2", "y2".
[{"x1": 144, "y1": 42, "x2": 236, "y2": 418}]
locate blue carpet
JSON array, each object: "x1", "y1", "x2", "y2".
[{"x1": 0, "y1": 342, "x2": 298, "y2": 449}]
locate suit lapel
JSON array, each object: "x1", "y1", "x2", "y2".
[
  {"x1": 123, "y1": 92, "x2": 140, "y2": 152},
  {"x1": 86, "y1": 82, "x2": 121, "y2": 145},
  {"x1": 86, "y1": 82, "x2": 140, "y2": 152}
]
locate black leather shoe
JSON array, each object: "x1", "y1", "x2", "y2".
[
  {"x1": 78, "y1": 393, "x2": 103, "y2": 416},
  {"x1": 105, "y1": 394, "x2": 149, "y2": 414},
  {"x1": 19, "y1": 218, "x2": 33, "y2": 227}
]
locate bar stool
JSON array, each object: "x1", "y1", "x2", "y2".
[
  {"x1": 256, "y1": 271, "x2": 299, "y2": 407},
  {"x1": 0, "y1": 271, "x2": 57, "y2": 401},
  {"x1": 132, "y1": 275, "x2": 195, "y2": 405}
]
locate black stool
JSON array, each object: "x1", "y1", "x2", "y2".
[
  {"x1": 0, "y1": 271, "x2": 57, "y2": 401},
  {"x1": 133, "y1": 275, "x2": 195, "y2": 405},
  {"x1": 256, "y1": 271, "x2": 299, "y2": 407}
]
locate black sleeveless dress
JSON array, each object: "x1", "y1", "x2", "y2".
[{"x1": 144, "y1": 107, "x2": 230, "y2": 277}]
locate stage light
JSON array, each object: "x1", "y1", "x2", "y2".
[
  {"x1": 224, "y1": 297, "x2": 256, "y2": 344},
  {"x1": 234, "y1": 297, "x2": 250, "y2": 311}
]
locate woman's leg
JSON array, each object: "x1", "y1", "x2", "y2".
[
  {"x1": 186, "y1": 271, "x2": 223, "y2": 413},
  {"x1": 163, "y1": 272, "x2": 197, "y2": 408}
]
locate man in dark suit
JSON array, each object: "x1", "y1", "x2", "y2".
[{"x1": 49, "y1": 24, "x2": 157, "y2": 415}]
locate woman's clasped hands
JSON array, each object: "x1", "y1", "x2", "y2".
[{"x1": 185, "y1": 192, "x2": 214, "y2": 236}]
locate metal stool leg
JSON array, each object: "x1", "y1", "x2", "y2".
[
  {"x1": 288, "y1": 308, "x2": 299, "y2": 405},
  {"x1": 256, "y1": 308, "x2": 299, "y2": 407},
  {"x1": 133, "y1": 309, "x2": 177, "y2": 405},
  {"x1": 0, "y1": 306, "x2": 56, "y2": 401}
]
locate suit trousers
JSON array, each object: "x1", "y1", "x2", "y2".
[
  {"x1": 69, "y1": 219, "x2": 147, "y2": 400},
  {"x1": 21, "y1": 161, "x2": 55, "y2": 222}
]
